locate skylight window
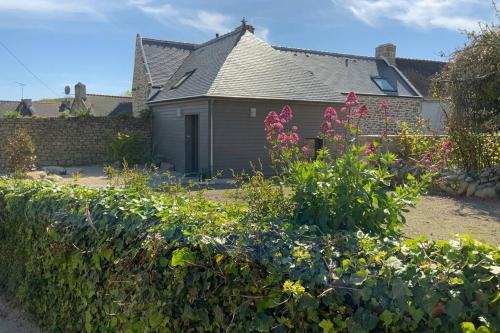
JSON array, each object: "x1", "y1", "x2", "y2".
[
  {"x1": 170, "y1": 69, "x2": 196, "y2": 89},
  {"x1": 372, "y1": 77, "x2": 396, "y2": 92}
]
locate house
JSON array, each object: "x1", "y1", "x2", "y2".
[
  {"x1": 132, "y1": 21, "x2": 439, "y2": 176},
  {"x1": 395, "y1": 58, "x2": 448, "y2": 131},
  {"x1": 0, "y1": 83, "x2": 132, "y2": 118}
]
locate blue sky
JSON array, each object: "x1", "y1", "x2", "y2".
[{"x1": 0, "y1": 0, "x2": 495, "y2": 100}]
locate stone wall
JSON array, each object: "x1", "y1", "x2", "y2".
[
  {"x1": 0, "y1": 118, "x2": 151, "y2": 169},
  {"x1": 358, "y1": 95, "x2": 421, "y2": 135},
  {"x1": 132, "y1": 35, "x2": 151, "y2": 117},
  {"x1": 436, "y1": 168, "x2": 500, "y2": 200}
]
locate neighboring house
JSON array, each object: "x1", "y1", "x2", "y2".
[
  {"x1": 396, "y1": 58, "x2": 448, "y2": 132},
  {"x1": 132, "y1": 22, "x2": 436, "y2": 175},
  {"x1": 0, "y1": 83, "x2": 132, "y2": 118}
]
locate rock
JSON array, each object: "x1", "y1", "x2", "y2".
[
  {"x1": 466, "y1": 182, "x2": 479, "y2": 197},
  {"x1": 42, "y1": 166, "x2": 67, "y2": 175},
  {"x1": 480, "y1": 169, "x2": 491, "y2": 178},
  {"x1": 457, "y1": 173, "x2": 466, "y2": 181},
  {"x1": 444, "y1": 174, "x2": 459, "y2": 182},
  {"x1": 457, "y1": 181, "x2": 469, "y2": 195},
  {"x1": 475, "y1": 186, "x2": 497, "y2": 199},
  {"x1": 465, "y1": 176, "x2": 475, "y2": 183}
]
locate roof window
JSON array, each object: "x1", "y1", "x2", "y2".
[
  {"x1": 372, "y1": 77, "x2": 396, "y2": 92},
  {"x1": 171, "y1": 70, "x2": 196, "y2": 89}
]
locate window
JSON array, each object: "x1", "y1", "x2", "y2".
[
  {"x1": 170, "y1": 69, "x2": 196, "y2": 90},
  {"x1": 372, "y1": 77, "x2": 396, "y2": 92}
]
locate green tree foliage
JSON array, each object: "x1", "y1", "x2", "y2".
[
  {"x1": 3, "y1": 128, "x2": 36, "y2": 174},
  {"x1": 433, "y1": 19, "x2": 500, "y2": 170},
  {"x1": 107, "y1": 131, "x2": 144, "y2": 165}
]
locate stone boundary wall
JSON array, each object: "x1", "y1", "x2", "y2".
[{"x1": 0, "y1": 118, "x2": 151, "y2": 169}]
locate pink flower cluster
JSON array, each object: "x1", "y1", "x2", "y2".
[
  {"x1": 364, "y1": 142, "x2": 377, "y2": 155},
  {"x1": 420, "y1": 140, "x2": 453, "y2": 170},
  {"x1": 264, "y1": 105, "x2": 300, "y2": 147}
]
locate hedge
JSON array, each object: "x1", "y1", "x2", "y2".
[{"x1": 0, "y1": 179, "x2": 498, "y2": 332}]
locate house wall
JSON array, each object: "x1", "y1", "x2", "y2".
[
  {"x1": 132, "y1": 36, "x2": 151, "y2": 116},
  {"x1": 0, "y1": 118, "x2": 151, "y2": 169},
  {"x1": 152, "y1": 100, "x2": 209, "y2": 174},
  {"x1": 422, "y1": 99, "x2": 448, "y2": 133},
  {"x1": 357, "y1": 95, "x2": 422, "y2": 134},
  {"x1": 212, "y1": 96, "x2": 422, "y2": 175}
]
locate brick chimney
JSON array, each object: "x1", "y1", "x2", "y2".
[{"x1": 375, "y1": 43, "x2": 396, "y2": 66}]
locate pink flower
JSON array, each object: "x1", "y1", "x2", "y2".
[
  {"x1": 324, "y1": 107, "x2": 337, "y2": 120},
  {"x1": 364, "y1": 142, "x2": 376, "y2": 155},
  {"x1": 384, "y1": 115, "x2": 392, "y2": 122},
  {"x1": 321, "y1": 121, "x2": 332, "y2": 136},
  {"x1": 353, "y1": 104, "x2": 369, "y2": 119},
  {"x1": 340, "y1": 107, "x2": 348, "y2": 113},
  {"x1": 279, "y1": 105, "x2": 293, "y2": 123},
  {"x1": 278, "y1": 132, "x2": 300, "y2": 146},
  {"x1": 292, "y1": 125, "x2": 298, "y2": 132},
  {"x1": 264, "y1": 111, "x2": 281, "y2": 131},
  {"x1": 442, "y1": 141, "x2": 452, "y2": 151},
  {"x1": 344, "y1": 91, "x2": 360, "y2": 107},
  {"x1": 301, "y1": 146, "x2": 311, "y2": 154},
  {"x1": 334, "y1": 134, "x2": 343, "y2": 141},
  {"x1": 379, "y1": 100, "x2": 389, "y2": 112}
]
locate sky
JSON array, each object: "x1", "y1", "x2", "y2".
[{"x1": 0, "y1": 0, "x2": 496, "y2": 101}]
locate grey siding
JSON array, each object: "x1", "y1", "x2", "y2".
[
  {"x1": 212, "y1": 100, "x2": 340, "y2": 175},
  {"x1": 152, "y1": 100, "x2": 209, "y2": 173}
]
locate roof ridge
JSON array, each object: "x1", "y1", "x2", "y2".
[
  {"x1": 195, "y1": 25, "x2": 245, "y2": 49},
  {"x1": 141, "y1": 37, "x2": 197, "y2": 49},
  {"x1": 273, "y1": 45, "x2": 376, "y2": 60},
  {"x1": 0, "y1": 100, "x2": 19, "y2": 103},
  {"x1": 396, "y1": 56, "x2": 447, "y2": 64},
  {"x1": 87, "y1": 93, "x2": 133, "y2": 99}
]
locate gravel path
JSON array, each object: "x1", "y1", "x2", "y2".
[{"x1": 0, "y1": 297, "x2": 41, "y2": 333}]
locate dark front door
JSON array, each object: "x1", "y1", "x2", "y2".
[{"x1": 185, "y1": 115, "x2": 199, "y2": 174}]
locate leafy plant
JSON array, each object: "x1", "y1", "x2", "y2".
[
  {"x1": 2, "y1": 111, "x2": 21, "y2": 119},
  {"x1": 74, "y1": 107, "x2": 93, "y2": 118},
  {"x1": 2, "y1": 128, "x2": 36, "y2": 174},
  {"x1": 139, "y1": 108, "x2": 153, "y2": 119},
  {"x1": 104, "y1": 161, "x2": 155, "y2": 189},
  {"x1": 58, "y1": 110, "x2": 71, "y2": 119},
  {"x1": 262, "y1": 93, "x2": 430, "y2": 236},
  {"x1": 107, "y1": 131, "x2": 144, "y2": 165},
  {"x1": 0, "y1": 179, "x2": 497, "y2": 332}
]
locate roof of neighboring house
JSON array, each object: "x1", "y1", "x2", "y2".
[
  {"x1": 0, "y1": 95, "x2": 132, "y2": 118},
  {"x1": 395, "y1": 58, "x2": 447, "y2": 97},
  {"x1": 140, "y1": 24, "x2": 421, "y2": 104},
  {"x1": 0, "y1": 100, "x2": 21, "y2": 117}
]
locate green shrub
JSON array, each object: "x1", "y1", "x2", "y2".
[
  {"x1": 58, "y1": 110, "x2": 71, "y2": 118},
  {"x1": 2, "y1": 128, "x2": 36, "y2": 174},
  {"x1": 139, "y1": 108, "x2": 153, "y2": 119},
  {"x1": 107, "y1": 131, "x2": 144, "y2": 165},
  {"x1": 74, "y1": 108, "x2": 93, "y2": 118},
  {"x1": 0, "y1": 179, "x2": 497, "y2": 333},
  {"x1": 2, "y1": 111, "x2": 21, "y2": 119}
]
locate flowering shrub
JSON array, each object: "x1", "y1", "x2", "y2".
[
  {"x1": 397, "y1": 118, "x2": 453, "y2": 171},
  {"x1": 263, "y1": 92, "x2": 429, "y2": 236}
]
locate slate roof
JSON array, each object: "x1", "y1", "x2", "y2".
[
  {"x1": 141, "y1": 25, "x2": 422, "y2": 104},
  {"x1": 0, "y1": 95, "x2": 132, "y2": 118},
  {"x1": 141, "y1": 37, "x2": 195, "y2": 87},
  {"x1": 395, "y1": 58, "x2": 446, "y2": 97}
]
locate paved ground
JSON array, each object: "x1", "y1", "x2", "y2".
[{"x1": 0, "y1": 297, "x2": 41, "y2": 333}]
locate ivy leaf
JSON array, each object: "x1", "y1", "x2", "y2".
[
  {"x1": 379, "y1": 310, "x2": 393, "y2": 328},
  {"x1": 171, "y1": 248, "x2": 196, "y2": 267},
  {"x1": 319, "y1": 319, "x2": 336, "y2": 333},
  {"x1": 460, "y1": 322, "x2": 476, "y2": 333}
]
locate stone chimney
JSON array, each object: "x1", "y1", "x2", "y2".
[
  {"x1": 71, "y1": 82, "x2": 89, "y2": 113},
  {"x1": 74, "y1": 82, "x2": 87, "y2": 101},
  {"x1": 375, "y1": 43, "x2": 396, "y2": 66}
]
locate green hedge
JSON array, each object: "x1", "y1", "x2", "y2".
[{"x1": 0, "y1": 179, "x2": 498, "y2": 332}]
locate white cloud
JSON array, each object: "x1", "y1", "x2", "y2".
[
  {"x1": 334, "y1": 0, "x2": 488, "y2": 31},
  {"x1": 131, "y1": 1, "x2": 233, "y2": 35},
  {"x1": 0, "y1": 0, "x2": 105, "y2": 18},
  {"x1": 255, "y1": 27, "x2": 270, "y2": 42}
]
